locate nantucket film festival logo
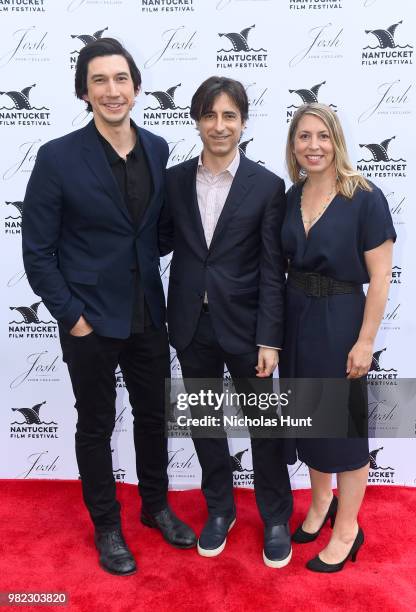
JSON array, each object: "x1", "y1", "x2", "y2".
[
  {"x1": 111, "y1": 449, "x2": 126, "y2": 482},
  {"x1": 368, "y1": 447, "x2": 395, "y2": 484},
  {"x1": 358, "y1": 80, "x2": 412, "y2": 123},
  {"x1": 367, "y1": 348, "x2": 398, "y2": 381},
  {"x1": 362, "y1": 20, "x2": 413, "y2": 66},
  {"x1": 231, "y1": 449, "x2": 254, "y2": 487},
  {"x1": 141, "y1": 0, "x2": 195, "y2": 13},
  {"x1": 0, "y1": 0, "x2": 46, "y2": 13},
  {"x1": 216, "y1": 24, "x2": 268, "y2": 70},
  {"x1": 3, "y1": 199, "x2": 22, "y2": 235},
  {"x1": 0, "y1": 26, "x2": 49, "y2": 67},
  {"x1": 10, "y1": 400, "x2": 59, "y2": 440},
  {"x1": 0, "y1": 83, "x2": 51, "y2": 127},
  {"x1": 289, "y1": 0, "x2": 343, "y2": 10},
  {"x1": 144, "y1": 26, "x2": 197, "y2": 69},
  {"x1": 70, "y1": 27, "x2": 108, "y2": 70},
  {"x1": 239, "y1": 138, "x2": 265, "y2": 166},
  {"x1": 391, "y1": 265, "x2": 402, "y2": 285},
  {"x1": 9, "y1": 299, "x2": 58, "y2": 340},
  {"x1": 289, "y1": 22, "x2": 343, "y2": 67},
  {"x1": 143, "y1": 83, "x2": 192, "y2": 127},
  {"x1": 286, "y1": 80, "x2": 337, "y2": 122},
  {"x1": 356, "y1": 135, "x2": 407, "y2": 179}
]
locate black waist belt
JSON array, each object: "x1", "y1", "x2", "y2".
[{"x1": 288, "y1": 269, "x2": 362, "y2": 297}]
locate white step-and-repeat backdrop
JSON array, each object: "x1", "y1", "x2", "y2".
[{"x1": 1, "y1": 0, "x2": 414, "y2": 490}]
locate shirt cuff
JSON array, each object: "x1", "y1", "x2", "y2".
[{"x1": 258, "y1": 345, "x2": 281, "y2": 350}]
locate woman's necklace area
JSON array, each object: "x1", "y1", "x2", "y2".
[{"x1": 300, "y1": 184, "x2": 337, "y2": 227}]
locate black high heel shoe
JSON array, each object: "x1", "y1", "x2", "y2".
[
  {"x1": 292, "y1": 495, "x2": 338, "y2": 544},
  {"x1": 306, "y1": 527, "x2": 364, "y2": 573}
]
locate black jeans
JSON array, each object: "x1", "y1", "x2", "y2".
[
  {"x1": 60, "y1": 325, "x2": 170, "y2": 531},
  {"x1": 177, "y1": 311, "x2": 293, "y2": 525}
]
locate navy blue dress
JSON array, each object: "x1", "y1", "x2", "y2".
[{"x1": 280, "y1": 182, "x2": 396, "y2": 472}]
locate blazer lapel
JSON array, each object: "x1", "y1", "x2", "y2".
[
  {"x1": 137, "y1": 128, "x2": 162, "y2": 232},
  {"x1": 209, "y1": 154, "x2": 255, "y2": 250},
  {"x1": 183, "y1": 158, "x2": 208, "y2": 252},
  {"x1": 81, "y1": 121, "x2": 131, "y2": 224}
]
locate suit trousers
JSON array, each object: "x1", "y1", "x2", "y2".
[
  {"x1": 177, "y1": 310, "x2": 293, "y2": 524},
  {"x1": 59, "y1": 325, "x2": 170, "y2": 531}
]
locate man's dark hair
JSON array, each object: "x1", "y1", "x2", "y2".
[
  {"x1": 190, "y1": 76, "x2": 249, "y2": 122},
  {"x1": 75, "y1": 37, "x2": 142, "y2": 112}
]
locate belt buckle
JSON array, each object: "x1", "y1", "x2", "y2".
[{"x1": 306, "y1": 273, "x2": 321, "y2": 297}]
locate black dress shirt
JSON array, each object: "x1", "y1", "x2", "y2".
[{"x1": 96, "y1": 121, "x2": 153, "y2": 333}]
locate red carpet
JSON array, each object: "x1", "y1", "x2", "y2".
[{"x1": 0, "y1": 482, "x2": 415, "y2": 612}]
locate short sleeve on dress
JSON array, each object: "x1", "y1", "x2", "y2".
[{"x1": 362, "y1": 186, "x2": 397, "y2": 252}]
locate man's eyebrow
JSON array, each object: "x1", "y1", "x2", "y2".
[{"x1": 90, "y1": 71, "x2": 130, "y2": 79}]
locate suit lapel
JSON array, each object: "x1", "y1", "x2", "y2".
[
  {"x1": 81, "y1": 121, "x2": 131, "y2": 224},
  {"x1": 209, "y1": 154, "x2": 255, "y2": 250},
  {"x1": 138, "y1": 128, "x2": 161, "y2": 232},
  {"x1": 183, "y1": 158, "x2": 208, "y2": 251}
]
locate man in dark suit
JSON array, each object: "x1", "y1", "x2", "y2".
[
  {"x1": 160, "y1": 77, "x2": 293, "y2": 567},
  {"x1": 22, "y1": 38, "x2": 196, "y2": 576}
]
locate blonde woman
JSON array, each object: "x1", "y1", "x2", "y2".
[{"x1": 280, "y1": 104, "x2": 395, "y2": 572}]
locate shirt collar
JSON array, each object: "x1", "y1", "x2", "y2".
[
  {"x1": 95, "y1": 120, "x2": 141, "y2": 165},
  {"x1": 198, "y1": 149, "x2": 240, "y2": 178}
]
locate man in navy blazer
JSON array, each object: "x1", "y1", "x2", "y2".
[
  {"x1": 22, "y1": 38, "x2": 195, "y2": 576},
  {"x1": 160, "y1": 77, "x2": 293, "y2": 567}
]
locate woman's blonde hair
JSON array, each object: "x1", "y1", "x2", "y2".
[{"x1": 286, "y1": 103, "x2": 371, "y2": 199}]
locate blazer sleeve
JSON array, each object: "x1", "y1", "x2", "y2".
[
  {"x1": 22, "y1": 144, "x2": 85, "y2": 331},
  {"x1": 255, "y1": 178, "x2": 286, "y2": 348}
]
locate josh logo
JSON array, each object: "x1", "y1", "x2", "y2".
[
  {"x1": 10, "y1": 351, "x2": 60, "y2": 389},
  {"x1": 217, "y1": 0, "x2": 271, "y2": 9},
  {"x1": 217, "y1": 24, "x2": 268, "y2": 70},
  {"x1": 67, "y1": 0, "x2": 123, "y2": 12},
  {"x1": 381, "y1": 299, "x2": 400, "y2": 332},
  {"x1": 141, "y1": 0, "x2": 195, "y2": 12},
  {"x1": 289, "y1": 0, "x2": 343, "y2": 10},
  {"x1": 358, "y1": 80, "x2": 412, "y2": 123},
  {"x1": 356, "y1": 136, "x2": 407, "y2": 179},
  {"x1": 391, "y1": 265, "x2": 402, "y2": 285},
  {"x1": 0, "y1": 83, "x2": 51, "y2": 127},
  {"x1": 3, "y1": 200, "x2": 22, "y2": 235},
  {"x1": 0, "y1": 0, "x2": 46, "y2": 13},
  {"x1": 167, "y1": 448, "x2": 197, "y2": 479},
  {"x1": 168, "y1": 139, "x2": 198, "y2": 166},
  {"x1": 289, "y1": 23, "x2": 343, "y2": 67},
  {"x1": 368, "y1": 447, "x2": 395, "y2": 484},
  {"x1": 246, "y1": 82, "x2": 269, "y2": 119},
  {"x1": 144, "y1": 26, "x2": 197, "y2": 69},
  {"x1": 231, "y1": 449, "x2": 254, "y2": 487},
  {"x1": 287, "y1": 81, "x2": 337, "y2": 122},
  {"x1": 239, "y1": 138, "x2": 265, "y2": 166},
  {"x1": 143, "y1": 83, "x2": 192, "y2": 127},
  {"x1": 386, "y1": 191, "x2": 406, "y2": 226},
  {"x1": 0, "y1": 26, "x2": 49, "y2": 67},
  {"x1": 9, "y1": 299, "x2": 57, "y2": 340},
  {"x1": 362, "y1": 20, "x2": 413, "y2": 66},
  {"x1": 367, "y1": 348, "x2": 398, "y2": 381},
  {"x1": 2, "y1": 140, "x2": 40, "y2": 181},
  {"x1": 17, "y1": 450, "x2": 60, "y2": 479},
  {"x1": 70, "y1": 27, "x2": 108, "y2": 69},
  {"x1": 10, "y1": 400, "x2": 58, "y2": 440}
]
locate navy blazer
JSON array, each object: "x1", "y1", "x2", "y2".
[
  {"x1": 22, "y1": 120, "x2": 169, "y2": 338},
  {"x1": 160, "y1": 154, "x2": 286, "y2": 355}
]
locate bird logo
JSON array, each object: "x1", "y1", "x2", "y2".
[
  {"x1": 70, "y1": 27, "x2": 108, "y2": 52},
  {"x1": 359, "y1": 137, "x2": 404, "y2": 164},
  {"x1": 238, "y1": 138, "x2": 265, "y2": 166},
  {"x1": 218, "y1": 24, "x2": 266, "y2": 53},
  {"x1": 144, "y1": 84, "x2": 189, "y2": 111},
  {"x1": 369, "y1": 447, "x2": 394, "y2": 471},
  {"x1": 368, "y1": 348, "x2": 397, "y2": 373},
  {"x1": 11, "y1": 401, "x2": 57, "y2": 426},
  {"x1": 5, "y1": 201, "x2": 23, "y2": 218},
  {"x1": 289, "y1": 81, "x2": 326, "y2": 105},
  {"x1": 231, "y1": 449, "x2": 251, "y2": 473},
  {"x1": 364, "y1": 20, "x2": 409, "y2": 49}
]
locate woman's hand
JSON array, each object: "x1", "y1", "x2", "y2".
[{"x1": 346, "y1": 340, "x2": 373, "y2": 379}]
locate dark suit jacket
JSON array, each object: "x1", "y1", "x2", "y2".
[
  {"x1": 160, "y1": 154, "x2": 286, "y2": 355},
  {"x1": 22, "y1": 120, "x2": 168, "y2": 338}
]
